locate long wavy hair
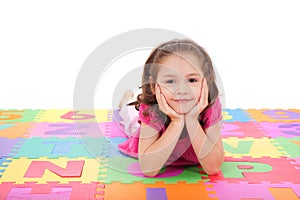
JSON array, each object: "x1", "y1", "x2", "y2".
[{"x1": 129, "y1": 39, "x2": 219, "y2": 128}]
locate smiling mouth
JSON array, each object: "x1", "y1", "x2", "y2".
[{"x1": 175, "y1": 99, "x2": 192, "y2": 103}]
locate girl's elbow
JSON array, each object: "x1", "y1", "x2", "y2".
[
  {"x1": 202, "y1": 157, "x2": 224, "y2": 175},
  {"x1": 142, "y1": 170, "x2": 160, "y2": 177},
  {"x1": 204, "y1": 167, "x2": 221, "y2": 175},
  {"x1": 140, "y1": 164, "x2": 160, "y2": 177},
  {"x1": 139, "y1": 159, "x2": 160, "y2": 177}
]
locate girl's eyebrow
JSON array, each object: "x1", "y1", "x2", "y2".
[
  {"x1": 187, "y1": 73, "x2": 202, "y2": 77},
  {"x1": 161, "y1": 74, "x2": 177, "y2": 78},
  {"x1": 161, "y1": 73, "x2": 202, "y2": 78}
]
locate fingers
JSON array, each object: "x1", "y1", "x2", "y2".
[
  {"x1": 155, "y1": 84, "x2": 164, "y2": 108},
  {"x1": 155, "y1": 84, "x2": 168, "y2": 113},
  {"x1": 198, "y1": 78, "x2": 209, "y2": 110},
  {"x1": 155, "y1": 84, "x2": 176, "y2": 115}
]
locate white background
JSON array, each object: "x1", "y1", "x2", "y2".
[{"x1": 1, "y1": 0, "x2": 299, "y2": 109}]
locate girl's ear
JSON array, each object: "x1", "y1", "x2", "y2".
[{"x1": 149, "y1": 76, "x2": 156, "y2": 94}]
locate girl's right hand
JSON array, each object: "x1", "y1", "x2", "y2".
[{"x1": 155, "y1": 84, "x2": 184, "y2": 122}]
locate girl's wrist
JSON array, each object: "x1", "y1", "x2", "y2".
[
  {"x1": 184, "y1": 117, "x2": 200, "y2": 127},
  {"x1": 170, "y1": 118, "x2": 185, "y2": 127},
  {"x1": 184, "y1": 115, "x2": 199, "y2": 122}
]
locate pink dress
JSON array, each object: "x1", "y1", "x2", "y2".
[{"x1": 118, "y1": 98, "x2": 222, "y2": 166}]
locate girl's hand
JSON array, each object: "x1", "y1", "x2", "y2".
[
  {"x1": 186, "y1": 78, "x2": 209, "y2": 120},
  {"x1": 155, "y1": 84, "x2": 184, "y2": 122}
]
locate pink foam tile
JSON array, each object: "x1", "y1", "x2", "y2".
[
  {"x1": 98, "y1": 122, "x2": 128, "y2": 138},
  {"x1": 28, "y1": 122, "x2": 105, "y2": 138},
  {"x1": 221, "y1": 122, "x2": 266, "y2": 138},
  {"x1": 287, "y1": 157, "x2": 300, "y2": 171},
  {"x1": 209, "y1": 157, "x2": 300, "y2": 184},
  {"x1": 258, "y1": 122, "x2": 300, "y2": 138},
  {"x1": 206, "y1": 181, "x2": 300, "y2": 199},
  {"x1": 6, "y1": 187, "x2": 72, "y2": 200},
  {"x1": 0, "y1": 182, "x2": 104, "y2": 200}
]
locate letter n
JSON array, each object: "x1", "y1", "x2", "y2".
[{"x1": 24, "y1": 160, "x2": 85, "y2": 178}]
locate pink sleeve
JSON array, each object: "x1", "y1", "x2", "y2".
[
  {"x1": 200, "y1": 97, "x2": 222, "y2": 129},
  {"x1": 138, "y1": 104, "x2": 165, "y2": 133}
]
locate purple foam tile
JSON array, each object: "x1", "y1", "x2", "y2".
[
  {"x1": 112, "y1": 109, "x2": 123, "y2": 122},
  {"x1": 259, "y1": 122, "x2": 300, "y2": 138},
  {"x1": 29, "y1": 122, "x2": 104, "y2": 138},
  {"x1": 146, "y1": 188, "x2": 168, "y2": 200},
  {"x1": 0, "y1": 138, "x2": 20, "y2": 156}
]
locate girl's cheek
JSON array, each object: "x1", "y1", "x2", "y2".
[{"x1": 161, "y1": 86, "x2": 176, "y2": 97}]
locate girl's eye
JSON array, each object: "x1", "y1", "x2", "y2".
[
  {"x1": 188, "y1": 78, "x2": 198, "y2": 83},
  {"x1": 165, "y1": 80, "x2": 174, "y2": 84}
]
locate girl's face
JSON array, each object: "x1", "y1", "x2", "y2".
[{"x1": 155, "y1": 53, "x2": 203, "y2": 114}]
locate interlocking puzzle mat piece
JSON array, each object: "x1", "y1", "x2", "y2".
[
  {"x1": 112, "y1": 109, "x2": 122, "y2": 122},
  {"x1": 27, "y1": 122, "x2": 104, "y2": 138},
  {"x1": 0, "y1": 156, "x2": 12, "y2": 178},
  {"x1": 98, "y1": 122, "x2": 127, "y2": 138},
  {"x1": 1, "y1": 108, "x2": 300, "y2": 199},
  {"x1": 13, "y1": 137, "x2": 108, "y2": 158},
  {"x1": 288, "y1": 157, "x2": 300, "y2": 169},
  {"x1": 97, "y1": 137, "x2": 128, "y2": 158},
  {"x1": 268, "y1": 187, "x2": 300, "y2": 200},
  {"x1": 222, "y1": 109, "x2": 251, "y2": 122},
  {"x1": 0, "y1": 182, "x2": 104, "y2": 200},
  {"x1": 221, "y1": 122, "x2": 266, "y2": 138},
  {"x1": 104, "y1": 181, "x2": 216, "y2": 200},
  {"x1": 0, "y1": 110, "x2": 42, "y2": 123},
  {"x1": 0, "y1": 122, "x2": 32, "y2": 138},
  {"x1": 0, "y1": 157, "x2": 102, "y2": 184},
  {"x1": 258, "y1": 122, "x2": 300, "y2": 138},
  {"x1": 223, "y1": 137, "x2": 288, "y2": 158},
  {"x1": 247, "y1": 109, "x2": 300, "y2": 122},
  {"x1": 271, "y1": 137, "x2": 300, "y2": 158},
  {"x1": 36, "y1": 109, "x2": 112, "y2": 123},
  {"x1": 100, "y1": 156, "x2": 209, "y2": 184},
  {"x1": 206, "y1": 181, "x2": 300, "y2": 199},
  {"x1": 5, "y1": 187, "x2": 73, "y2": 200},
  {"x1": 146, "y1": 188, "x2": 168, "y2": 200},
  {"x1": 209, "y1": 157, "x2": 300, "y2": 183},
  {"x1": 0, "y1": 138, "x2": 22, "y2": 157}
]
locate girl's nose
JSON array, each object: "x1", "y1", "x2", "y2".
[{"x1": 176, "y1": 82, "x2": 189, "y2": 95}]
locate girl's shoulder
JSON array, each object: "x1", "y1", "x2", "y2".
[
  {"x1": 199, "y1": 97, "x2": 222, "y2": 129},
  {"x1": 138, "y1": 103, "x2": 165, "y2": 133}
]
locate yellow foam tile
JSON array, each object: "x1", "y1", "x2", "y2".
[
  {"x1": 36, "y1": 109, "x2": 111, "y2": 123},
  {"x1": 0, "y1": 157, "x2": 104, "y2": 184},
  {"x1": 223, "y1": 137, "x2": 287, "y2": 158}
]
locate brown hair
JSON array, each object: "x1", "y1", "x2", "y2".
[{"x1": 130, "y1": 39, "x2": 219, "y2": 127}]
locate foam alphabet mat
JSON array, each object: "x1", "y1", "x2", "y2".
[{"x1": 1, "y1": 109, "x2": 300, "y2": 199}]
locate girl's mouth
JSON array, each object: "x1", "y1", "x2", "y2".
[{"x1": 175, "y1": 99, "x2": 192, "y2": 103}]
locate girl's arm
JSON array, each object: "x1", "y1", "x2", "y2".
[
  {"x1": 138, "y1": 84, "x2": 184, "y2": 177},
  {"x1": 185, "y1": 79, "x2": 224, "y2": 175},
  {"x1": 185, "y1": 121, "x2": 224, "y2": 175},
  {"x1": 138, "y1": 120, "x2": 184, "y2": 177}
]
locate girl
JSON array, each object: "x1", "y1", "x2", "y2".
[{"x1": 118, "y1": 39, "x2": 224, "y2": 177}]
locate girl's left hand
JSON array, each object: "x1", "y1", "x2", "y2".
[
  {"x1": 185, "y1": 78, "x2": 209, "y2": 120},
  {"x1": 155, "y1": 84, "x2": 184, "y2": 122}
]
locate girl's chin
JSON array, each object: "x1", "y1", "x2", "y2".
[
  {"x1": 168, "y1": 101, "x2": 197, "y2": 115},
  {"x1": 172, "y1": 106, "x2": 194, "y2": 115}
]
